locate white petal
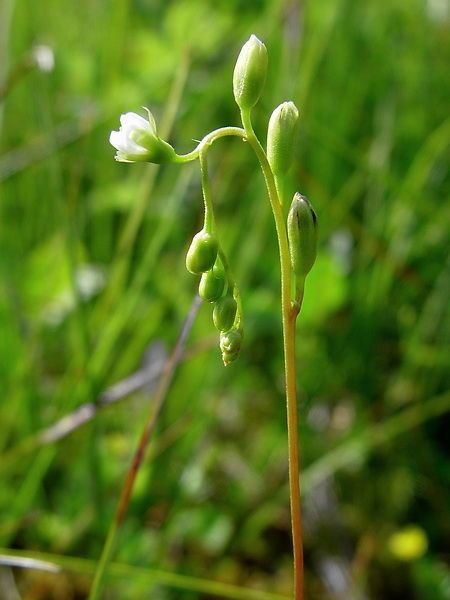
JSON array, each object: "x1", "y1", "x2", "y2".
[
  {"x1": 110, "y1": 129, "x2": 146, "y2": 155},
  {"x1": 123, "y1": 133, "x2": 147, "y2": 153},
  {"x1": 120, "y1": 112, "x2": 150, "y2": 131},
  {"x1": 109, "y1": 130, "x2": 126, "y2": 151},
  {"x1": 110, "y1": 130, "x2": 136, "y2": 153}
]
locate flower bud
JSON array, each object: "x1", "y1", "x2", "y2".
[
  {"x1": 109, "y1": 109, "x2": 176, "y2": 164},
  {"x1": 220, "y1": 329, "x2": 242, "y2": 355},
  {"x1": 267, "y1": 101, "x2": 299, "y2": 175},
  {"x1": 220, "y1": 328, "x2": 243, "y2": 365},
  {"x1": 222, "y1": 349, "x2": 239, "y2": 366},
  {"x1": 287, "y1": 193, "x2": 318, "y2": 278},
  {"x1": 199, "y1": 264, "x2": 226, "y2": 302},
  {"x1": 186, "y1": 231, "x2": 218, "y2": 274},
  {"x1": 233, "y1": 35, "x2": 268, "y2": 111},
  {"x1": 213, "y1": 296, "x2": 237, "y2": 332}
]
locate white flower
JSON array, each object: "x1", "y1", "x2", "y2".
[
  {"x1": 109, "y1": 109, "x2": 176, "y2": 163},
  {"x1": 33, "y1": 45, "x2": 55, "y2": 72}
]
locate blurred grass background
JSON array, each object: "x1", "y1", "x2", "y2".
[{"x1": 0, "y1": 0, "x2": 449, "y2": 598}]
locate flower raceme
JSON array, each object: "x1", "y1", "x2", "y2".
[
  {"x1": 104, "y1": 36, "x2": 314, "y2": 600},
  {"x1": 108, "y1": 36, "x2": 312, "y2": 369},
  {"x1": 109, "y1": 109, "x2": 176, "y2": 164}
]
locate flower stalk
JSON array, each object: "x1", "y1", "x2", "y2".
[
  {"x1": 105, "y1": 34, "x2": 316, "y2": 600},
  {"x1": 239, "y1": 107, "x2": 305, "y2": 600}
]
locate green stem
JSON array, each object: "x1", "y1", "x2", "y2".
[
  {"x1": 240, "y1": 109, "x2": 304, "y2": 600},
  {"x1": 274, "y1": 173, "x2": 290, "y2": 220},
  {"x1": 218, "y1": 246, "x2": 243, "y2": 329},
  {"x1": 199, "y1": 150, "x2": 215, "y2": 233},
  {"x1": 199, "y1": 145, "x2": 243, "y2": 329},
  {"x1": 294, "y1": 278, "x2": 305, "y2": 315},
  {"x1": 175, "y1": 127, "x2": 246, "y2": 163},
  {"x1": 88, "y1": 521, "x2": 118, "y2": 599}
]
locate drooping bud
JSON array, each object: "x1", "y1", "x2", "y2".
[
  {"x1": 109, "y1": 109, "x2": 176, "y2": 164},
  {"x1": 267, "y1": 101, "x2": 299, "y2": 175},
  {"x1": 233, "y1": 35, "x2": 268, "y2": 111},
  {"x1": 220, "y1": 328, "x2": 243, "y2": 366},
  {"x1": 185, "y1": 230, "x2": 218, "y2": 274},
  {"x1": 213, "y1": 296, "x2": 237, "y2": 332},
  {"x1": 199, "y1": 263, "x2": 226, "y2": 302},
  {"x1": 220, "y1": 329, "x2": 242, "y2": 355},
  {"x1": 222, "y1": 349, "x2": 239, "y2": 366},
  {"x1": 287, "y1": 193, "x2": 318, "y2": 278}
]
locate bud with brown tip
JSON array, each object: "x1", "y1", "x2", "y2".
[{"x1": 287, "y1": 193, "x2": 318, "y2": 278}]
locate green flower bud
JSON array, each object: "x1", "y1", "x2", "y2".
[
  {"x1": 287, "y1": 193, "x2": 318, "y2": 278},
  {"x1": 199, "y1": 264, "x2": 226, "y2": 302},
  {"x1": 219, "y1": 328, "x2": 242, "y2": 355},
  {"x1": 222, "y1": 349, "x2": 239, "y2": 366},
  {"x1": 233, "y1": 35, "x2": 268, "y2": 111},
  {"x1": 267, "y1": 101, "x2": 299, "y2": 175},
  {"x1": 186, "y1": 231, "x2": 218, "y2": 274},
  {"x1": 213, "y1": 296, "x2": 237, "y2": 332},
  {"x1": 220, "y1": 328, "x2": 243, "y2": 366}
]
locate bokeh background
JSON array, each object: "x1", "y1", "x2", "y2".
[{"x1": 0, "y1": 0, "x2": 449, "y2": 598}]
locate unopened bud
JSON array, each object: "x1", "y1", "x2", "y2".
[
  {"x1": 222, "y1": 349, "x2": 239, "y2": 366},
  {"x1": 199, "y1": 263, "x2": 226, "y2": 302},
  {"x1": 220, "y1": 328, "x2": 242, "y2": 365},
  {"x1": 267, "y1": 101, "x2": 299, "y2": 175},
  {"x1": 213, "y1": 296, "x2": 237, "y2": 332},
  {"x1": 185, "y1": 230, "x2": 218, "y2": 274},
  {"x1": 287, "y1": 193, "x2": 318, "y2": 278},
  {"x1": 220, "y1": 328, "x2": 242, "y2": 355},
  {"x1": 233, "y1": 35, "x2": 268, "y2": 111}
]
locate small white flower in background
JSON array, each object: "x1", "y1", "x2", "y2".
[
  {"x1": 32, "y1": 45, "x2": 55, "y2": 72},
  {"x1": 109, "y1": 109, "x2": 177, "y2": 164},
  {"x1": 426, "y1": 0, "x2": 449, "y2": 22}
]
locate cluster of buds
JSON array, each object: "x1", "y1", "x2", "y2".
[
  {"x1": 109, "y1": 34, "x2": 318, "y2": 366},
  {"x1": 185, "y1": 229, "x2": 242, "y2": 365},
  {"x1": 233, "y1": 37, "x2": 317, "y2": 281}
]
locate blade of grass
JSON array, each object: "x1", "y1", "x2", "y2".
[
  {"x1": 0, "y1": 548, "x2": 290, "y2": 600},
  {"x1": 0, "y1": 346, "x2": 166, "y2": 471},
  {"x1": 89, "y1": 166, "x2": 194, "y2": 380},
  {"x1": 88, "y1": 295, "x2": 201, "y2": 600},
  {"x1": 0, "y1": 0, "x2": 16, "y2": 130},
  {"x1": 302, "y1": 390, "x2": 450, "y2": 493},
  {"x1": 100, "y1": 49, "x2": 191, "y2": 311}
]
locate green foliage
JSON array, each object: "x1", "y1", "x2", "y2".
[{"x1": 0, "y1": 0, "x2": 449, "y2": 598}]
